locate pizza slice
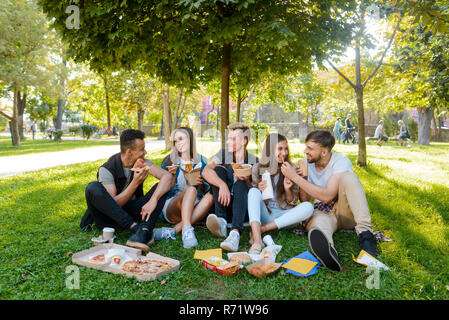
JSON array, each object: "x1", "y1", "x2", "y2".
[{"x1": 88, "y1": 253, "x2": 106, "y2": 264}]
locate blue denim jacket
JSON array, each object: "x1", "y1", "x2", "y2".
[{"x1": 161, "y1": 154, "x2": 210, "y2": 200}]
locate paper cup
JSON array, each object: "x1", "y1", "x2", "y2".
[
  {"x1": 299, "y1": 160, "x2": 308, "y2": 177},
  {"x1": 103, "y1": 227, "x2": 115, "y2": 241}
]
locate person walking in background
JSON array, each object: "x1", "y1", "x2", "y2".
[
  {"x1": 333, "y1": 117, "x2": 342, "y2": 144},
  {"x1": 31, "y1": 121, "x2": 37, "y2": 140},
  {"x1": 343, "y1": 114, "x2": 355, "y2": 144}
]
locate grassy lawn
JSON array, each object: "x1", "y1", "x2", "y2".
[
  {"x1": 0, "y1": 135, "x2": 121, "y2": 157},
  {"x1": 0, "y1": 143, "x2": 448, "y2": 300}
]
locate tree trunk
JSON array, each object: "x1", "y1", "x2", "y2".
[
  {"x1": 355, "y1": 41, "x2": 367, "y2": 167},
  {"x1": 162, "y1": 84, "x2": 171, "y2": 150},
  {"x1": 221, "y1": 43, "x2": 231, "y2": 149},
  {"x1": 236, "y1": 90, "x2": 241, "y2": 122},
  {"x1": 102, "y1": 75, "x2": 112, "y2": 135},
  {"x1": 137, "y1": 106, "x2": 144, "y2": 131},
  {"x1": 171, "y1": 88, "x2": 183, "y2": 131},
  {"x1": 298, "y1": 111, "x2": 308, "y2": 140},
  {"x1": 12, "y1": 89, "x2": 20, "y2": 146},
  {"x1": 417, "y1": 107, "x2": 433, "y2": 145},
  {"x1": 56, "y1": 99, "x2": 65, "y2": 131},
  {"x1": 17, "y1": 90, "x2": 27, "y2": 140},
  {"x1": 56, "y1": 59, "x2": 67, "y2": 131}
]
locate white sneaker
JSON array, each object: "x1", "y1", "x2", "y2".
[
  {"x1": 182, "y1": 226, "x2": 198, "y2": 249},
  {"x1": 220, "y1": 230, "x2": 240, "y2": 252},
  {"x1": 206, "y1": 214, "x2": 227, "y2": 238}
]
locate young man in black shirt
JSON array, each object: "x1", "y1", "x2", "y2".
[
  {"x1": 201, "y1": 122, "x2": 258, "y2": 252},
  {"x1": 80, "y1": 129, "x2": 172, "y2": 252}
]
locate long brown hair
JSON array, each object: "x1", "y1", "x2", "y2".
[
  {"x1": 259, "y1": 133, "x2": 291, "y2": 203},
  {"x1": 167, "y1": 126, "x2": 199, "y2": 165}
]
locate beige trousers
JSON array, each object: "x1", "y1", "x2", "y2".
[{"x1": 305, "y1": 171, "x2": 373, "y2": 246}]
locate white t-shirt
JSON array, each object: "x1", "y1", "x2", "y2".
[
  {"x1": 374, "y1": 124, "x2": 383, "y2": 138},
  {"x1": 301, "y1": 152, "x2": 353, "y2": 188}
]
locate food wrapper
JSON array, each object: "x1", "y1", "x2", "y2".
[
  {"x1": 217, "y1": 261, "x2": 243, "y2": 276},
  {"x1": 246, "y1": 259, "x2": 281, "y2": 278},
  {"x1": 227, "y1": 252, "x2": 252, "y2": 265},
  {"x1": 260, "y1": 245, "x2": 282, "y2": 262},
  {"x1": 202, "y1": 256, "x2": 227, "y2": 271}
]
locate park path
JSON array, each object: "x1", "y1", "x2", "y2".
[{"x1": 0, "y1": 140, "x2": 165, "y2": 178}]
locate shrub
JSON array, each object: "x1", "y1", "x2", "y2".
[{"x1": 80, "y1": 124, "x2": 98, "y2": 141}]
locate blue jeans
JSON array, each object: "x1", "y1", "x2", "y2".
[
  {"x1": 334, "y1": 130, "x2": 341, "y2": 144},
  {"x1": 247, "y1": 188, "x2": 313, "y2": 229}
]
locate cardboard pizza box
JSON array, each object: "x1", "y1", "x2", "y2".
[{"x1": 72, "y1": 243, "x2": 180, "y2": 281}]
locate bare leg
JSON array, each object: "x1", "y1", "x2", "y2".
[
  {"x1": 173, "y1": 193, "x2": 214, "y2": 233},
  {"x1": 260, "y1": 221, "x2": 278, "y2": 234},
  {"x1": 250, "y1": 221, "x2": 264, "y2": 246},
  {"x1": 180, "y1": 187, "x2": 197, "y2": 230},
  {"x1": 165, "y1": 190, "x2": 186, "y2": 233}
]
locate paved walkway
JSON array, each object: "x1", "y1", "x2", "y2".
[{"x1": 0, "y1": 140, "x2": 165, "y2": 178}]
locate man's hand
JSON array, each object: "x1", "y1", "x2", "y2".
[
  {"x1": 132, "y1": 166, "x2": 149, "y2": 185},
  {"x1": 141, "y1": 198, "x2": 157, "y2": 222},
  {"x1": 295, "y1": 167, "x2": 308, "y2": 180},
  {"x1": 218, "y1": 183, "x2": 231, "y2": 207},
  {"x1": 281, "y1": 162, "x2": 298, "y2": 181}
]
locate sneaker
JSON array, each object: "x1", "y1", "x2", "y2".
[
  {"x1": 308, "y1": 227, "x2": 341, "y2": 272},
  {"x1": 358, "y1": 230, "x2": 378, "y2": 257},
  {"x1": 206, "y1": 214, "x2": 227, "y2": 238},
  {"x1": 126, "y1": 225, "x2": 154, "y2": 252},
  {"x1": 220, "y1": 230, "x2": 240, "y2": 252},
  {"x1": 154, "y1": 227, "x2": 176, "y2": 241},
  {"x1": 182, "y1": 225, "x2": 198, "y2": 249}
]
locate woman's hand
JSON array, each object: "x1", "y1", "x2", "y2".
[
  {"x1": 284, "y1": 177, "x2": 294, "y2": 190},
  {"x1": 258, "y1": 180, "x2": 267, "y2": 192},
  {"x1": 167, "y1": 164, "x2": 179, "y2": 175}
]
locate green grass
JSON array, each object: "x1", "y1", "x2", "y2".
[
  {"x1": 0, "y1": 135, "x2": 120, "y2": 157},
  {"x1": 0, "y1": 143, "x2": 448, "y2": 299}
]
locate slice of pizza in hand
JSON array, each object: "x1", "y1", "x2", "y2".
[{"x1": 131, "y1": 159, "x2": 150, "y2": 172}]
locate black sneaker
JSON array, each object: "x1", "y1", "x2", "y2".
[
  {"x1": 308, "y1": 227, "x2": 342, "y2": 272},
  {"x1": 126, "y1": 225, "x2": 154, "y2": 252},
  {"x1": 358, "y1": 230, "x2": 378, "y2": 257}
]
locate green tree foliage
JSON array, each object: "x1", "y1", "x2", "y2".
[
  {"x1": 391, "y1": 1, "x2": 449, "y2": 144},
  {"x1": 0, "y1": 0, "x2": 62, "y2": 145},
  {"x1": 39, "y1": 0, "x2": 357, "y2": 147}
]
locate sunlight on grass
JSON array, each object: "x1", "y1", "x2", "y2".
[{"x1": 0, "y1": 142, "x2": 448, "y2": 299}]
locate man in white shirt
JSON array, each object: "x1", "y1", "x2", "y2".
[
  {"x1": 281, "y1": 130, "x2": 377, "y2": 271},
  {"x1": 374, "y1": 120, "x2": 388, "y2": 146}
]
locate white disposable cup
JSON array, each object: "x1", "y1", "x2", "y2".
[
  {"x1": 103, "y1": 227, "x2": 115, "y2": 240},
  {"x1": 261, "y1": 171, "x2": 274, "y2": 200},
  {"x1": 263, "y1": 235, "x2": 275, "y2": 246}
]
